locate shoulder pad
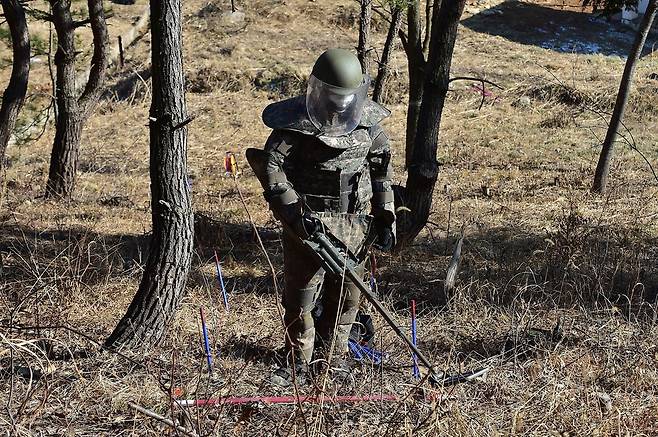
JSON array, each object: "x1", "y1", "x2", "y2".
[
  {"x1": 262, "y1": 96, "x2": 319, "y2": 135},
  {"x1": 359, "y1": 100, "x2": 391, "y2": 127},
  {"x1": 262, "y1": 96, "x2": 391, "y2": 149}
]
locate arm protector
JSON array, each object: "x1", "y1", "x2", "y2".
[
  {"x1": 262, "y1": 130, "x2": 301, "y2": 224},
  {"x1": 367, "y1": 125, "x2": 396, "y2": 231}
]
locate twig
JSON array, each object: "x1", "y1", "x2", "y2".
[
  {"x1": 5, "y1": 349, "x2": 17, "y2": 434},
  {"x1": 129, "y1": 402, "x2": 198, "y2": 437},
  {"x1": 444, "y1": 197, "x2": 453, "y2": 255},
  {"x1": 231, "y1": 176, "x2": 310, "y2": 433},
  {"x1": 172, "y1": 116, "x2": 195, "y2": 131},
  {"x1": 444, "y1": 226, "x2": 465, "y2": 296},
  {"x1": 448, "y1": 76, "x2": 503, "y2": 89},
  {"x1": 168, "y1": 350, "x2": 181, "y2": 437},
  {"x1": 1, "y1": 324, "x2": 144, "y2": 369},
  {"x1": 448, "y1": 76, "x2": 504, "y2": 110},
  {"x1": 72, "y1": 17, "x2": 92, "y2": 28},
  {"x1": 118, "y1": 36, "x2": 124, "y2": 67}
]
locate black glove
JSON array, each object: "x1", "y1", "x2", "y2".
[
  {"x1": 371, "y1": 214, "x2": 395, "y2": 252},
  {"x1": 292, "y1": 211, "x2": 321, "y2": 238},
  {"x1": 373, "y1": 227, "x2": 394, "y2": 252},
  {"x1": 301, "y1": 212, "x2": 320, "y2": 236}
]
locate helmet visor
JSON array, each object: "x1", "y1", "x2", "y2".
[{"x1": 306, "y1": 74, "x2": 370, "y2": 137}]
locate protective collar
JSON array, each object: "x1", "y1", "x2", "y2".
[{"x1": 262, "y1": 95, "x2": 390, "y2": 149}]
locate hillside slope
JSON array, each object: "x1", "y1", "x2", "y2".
[{"x1": 1, "y1": 0, "x2": 658, "y2": 435}]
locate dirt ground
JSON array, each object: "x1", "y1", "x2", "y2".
[{"x1": 1, "y1": 0, "x2": 658, "y2": 435}]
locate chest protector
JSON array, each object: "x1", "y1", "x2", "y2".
[{"x1": 281, "y1": 129, "x2": 372, "y2": 214}]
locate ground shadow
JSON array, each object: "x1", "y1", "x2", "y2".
[
  {"x1": 221, "y1": 335, "x2": 281, "y2": 365},
  {"x1": 376, "y1": 221, "x2": 658, "y2": 313},
  {"x1": 0, "y1": 213, "x2": 281, "y2": 294},
  {"x1": 188, "y1": 270, "x2": 279, "y2": 298},
  {"x1": 462, "y1": 1, "x2": 658, "y2": 57},
  {"x1": 0, "y1": 222, "x2": 150, "y2": 287},
  {"x1": 2, "y1": 210, "x2": 656, "y2": 318},
  {"x1": 102, "y1": 67, "x2": 152, "y2": 102}
]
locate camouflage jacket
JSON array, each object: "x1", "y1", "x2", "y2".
[{"x1": 260, "y1": 95, "x2": 396, "y2": 233}]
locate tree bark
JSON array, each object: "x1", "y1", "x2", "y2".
[
  {"x1": 357, "y1": 0, "x2": 372, "y2": 73},
  {"x1": 0, "y1": 0, "x2": 30, "y2": 174},
  {"x1": 373, "y1": 5, "x2": 403, "y2": 104},
  {"x1": 401, "y1": 0, "x2": 425, "y2": 169},
  {"x1": 422, "y1": 0, "x2": 434, "y2": 56},
  {"x1": 396, "y1": 0, "x2": 466, "y2": 248},
  {"x1": 45, "y1": 0, "x2": 109, "y2": 199},
  {"x1": 592, "y1": 0, "x2": 657, "y2": 194},
  {"x1": 105, "y1": 0, "x2": 194, "y2": 350}
]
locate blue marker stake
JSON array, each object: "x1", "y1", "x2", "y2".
[
  {"x1": 411, "y1": 299, "x2": 420, "y2": 379},
  {"x1": 348, "y1": 339, "x2": 386, "y2": 365},
  {"x1": 200, "y1": 307, "x2": 213, "y2": 373},
  {"x1": 360, "y1": 344, "x2": 385, "y2": 365},
  {"x1": 214, "y1": 250, "x2": 229, "y2": 311},
  {"x1": 348, "y1": 339, "x2": 364, "y2": 361}
]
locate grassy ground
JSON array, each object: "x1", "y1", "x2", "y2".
[{"x1": 1, "y1": 0, "x2": 658, "y2": 435}]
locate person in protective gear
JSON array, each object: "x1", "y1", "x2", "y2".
[{"x1": 249, "y1": 48, "x2": 396, "y2": 387}]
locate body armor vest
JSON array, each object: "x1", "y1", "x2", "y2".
[{"x1": 276, "y1": 129, "x2": 374, "y2": 215}]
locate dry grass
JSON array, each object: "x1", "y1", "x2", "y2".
[{"x1": 2, "y1": 0, "x2": 658, "y2": 435}]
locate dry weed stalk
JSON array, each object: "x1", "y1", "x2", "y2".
[{"x1": 1, "y1": 0, "x2": 658, "y2": 434}]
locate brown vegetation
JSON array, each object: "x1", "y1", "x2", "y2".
[{"x1": 1, "y1": 0, "x2": 657, "y2": 435}]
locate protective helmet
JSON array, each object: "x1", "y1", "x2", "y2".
[{"x1": 306, "y1": 49, "x2": 370, "y2": 137}]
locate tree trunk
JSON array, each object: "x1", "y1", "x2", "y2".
[
  {"x1": 396, "y1": 0, "x2": 466, "y2": 248},
  {"x1": 402, "y1": 0, "x2": 425, "y2": 169},
  {"x1": 0, "y1": 0, "x2": 30, "y2": 174},
  {"x1": 372, "y1": 5, "x2": 403, "y2": 104},
  {"x1": 357, "y1": 0, "x2": 372, "y2": 73},
  {"x1": 105, "y1": 0, "x2": 194, "y2": 350},
  {"x1": 592, "y1": 0, "x2": 657, "y2": 194},
  {"x1": 45, "y1": 0, "x2": 109, "y2": 199}
]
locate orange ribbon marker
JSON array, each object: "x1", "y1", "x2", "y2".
[{"x1": 224, "y1": 152, "x2": 239, "y2": 177}]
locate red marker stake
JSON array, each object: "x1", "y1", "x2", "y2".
[{"x1": 177, "y1": 394, "x2": 399, "y2": 406}]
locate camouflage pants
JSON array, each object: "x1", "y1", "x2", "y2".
[{"x1": 281, "y1": 212, "x2": 370, "y2": 364}]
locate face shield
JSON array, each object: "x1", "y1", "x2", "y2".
[{"x1": 305, "y1": 74, "x2": 370, "y2": 137}]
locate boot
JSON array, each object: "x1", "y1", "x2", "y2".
[
  {"x1": 270, "y1": 362, "x2": 309, "y2": 388},
  {"x1": 327, "y1": 353, "x2": 355, "y2": 386},
  {"x1": 311, "y1": 347, "x2": 355, "y2": 386}
]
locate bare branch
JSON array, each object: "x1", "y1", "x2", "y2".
[
  {"x1": 78, "y1": 0, "x2": 109, "y2": 114},
  {"x1": 172, "y1": 116, "x2": 195, "y2": 131},
  {"x1": 423, "y1": 0, "x2": 434, "y2": 55},
  {"x1": 373, "y1": 5, "x2": 404, "y2": 103},
  {"x1": 444, "y1": 225, "x2": 465, "y2": 296},
  {"x1": 448, "y1": 76, "x2": 504, "y2": 89},
  {"x1": 23, "y1": 6, "x2": 52, "y2": 21},
  {"x1": 129, "y1": 402, "x2": 199, "y2": 437},
  {"x1": 357, "y1": 0, "x2": 372, "y2": 72},
  {"x1": 72, "y1": 17, "x2": 91, "y2": 28},
  {"x1": 370, "y1": 2, "x2": 391, "y2": 24},
  {"x1": 398, "y1": 28, "x2": 409, "y2": 54}
]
